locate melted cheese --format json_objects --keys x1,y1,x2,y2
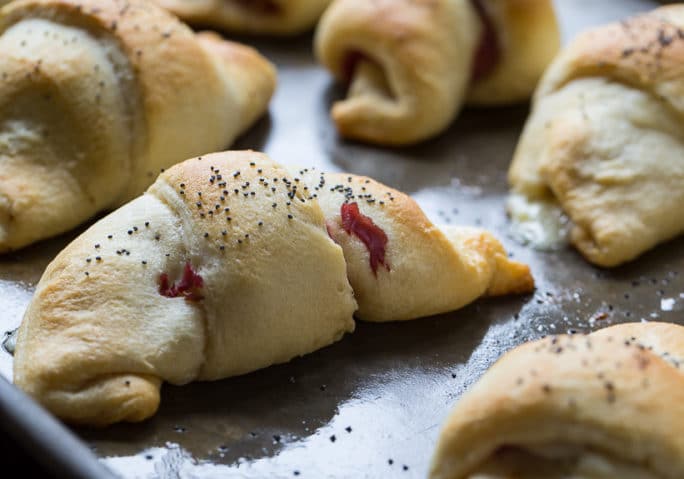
[{"x1": 507, "y1": 193, "x2": 570, "y2": 251}]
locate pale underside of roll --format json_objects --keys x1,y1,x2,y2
[
  {"x1": 14, "y1": 150, "x2": 533, "y2": 425},
  {"x1": 0, "y1": 0, "x2": 276, "y2": 253},
  {"x1": 430, "y1": 322, "x2": 684, "y2": 479},
  {"x1": 152, "y1": 0, "x2": 331, "y2": 35},
  {"x1": 509, "y1": 5, "x2": 684, "y2": 267},
  {"x1": 315, "y1": 0, "x2": 560, "y2": 145}
]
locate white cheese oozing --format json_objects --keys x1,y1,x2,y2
[{"x1": 506, "y1": 193, "x2": 570, "y2": 251}]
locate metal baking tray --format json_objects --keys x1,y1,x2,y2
[{"x1": 1, "y1": 1, "x2": 681, "y2": 477}]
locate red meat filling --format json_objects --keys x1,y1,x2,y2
[
  {"x1": 340, "y1": 202, "x2": 390, "y2": 275},
  {"x1": 470, "y1": 0, "x2": 501, "y2": 83},
  {"x1": 159, "y1": 262, "x2": 204, "y2": 301}
]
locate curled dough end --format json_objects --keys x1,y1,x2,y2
[
  {"x1": 32, "y1": 375, "x2": 162, "y2": 427},
  {"x1": 442, "y1": 226, "x2": 535, "y2": 297},
  {"x1": 196, "y1": 32, "x2": 276, "y2": 132}
]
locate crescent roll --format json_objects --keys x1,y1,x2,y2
[
  {"x1": 15, "y1": 151, "x2": 533, "y2": 425},
  {"x1": 298, "y1": 169, "x2": 534, "y2": 321},
  {"x1": 431, "y1": 322, "x2": 684, "y2": 479},
  {"x1": 314, "y1": 0, "x2": 560, "y2": 145},
  {"x1": 152, "y1": 0, "x2": 331, "y2": 36},
  {"x1": 510, "y1": 6, "x2": 684, "y2": 267},
  {"x1": 0, "y1": 0, "x2": 276, "y2": 253}
]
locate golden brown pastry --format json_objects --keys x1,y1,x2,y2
[
  {"x1": 0, "y1": 0, "x2": 276, "y2": 253},
  {"x1": 298, "y1": 168, "x2": 534, "y2": 321},
  {"x1": 430, "y1": 322, "x2": 684, "y2": 479},
  {"x1": 15, "y1": 151, "x2": 533, "y2": 425},
  {"x1": 315, "y1": 0, "x2": 560, "y2": 145},
  {"x1": 509, "y1": 5, "x2": 684, "y2": 267},
  {"x1": 152, "y1": 0, "x2": 331, "y2": 35},
  {"x1": 14, "y1": 151, "x2": 357, "y2": 426}
]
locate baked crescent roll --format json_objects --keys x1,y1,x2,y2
[
  {"x1": 314, "y1": 0, "x2": 560, "y2": 145},
  {"x1": 298, "y1": 169, "x2": 534, "y2": 321},
  {"x1": 152, "y1": 0, "x2": 331, "y2": 35},
  {"x1": 0, "y1": 0, "x2": 276, "y2": 253},
  {"x1": 14, "y1": 151, "x2": 357, "y2": 426},
  {"x1": 430, "y1": 322, "x2": 684, "y2": 479},
  {"x1": 15, "y1": 150, "x2": 533, "y2": 425},
  {"x1": 509, "y1": 5, "x2": 684, "y2": 267}
]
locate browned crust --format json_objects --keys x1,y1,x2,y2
[{"x1": 539, "y1": 5, "x2": 684, "y2": 109}]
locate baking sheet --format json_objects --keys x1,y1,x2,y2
[{"x1": 2, "y1": 0, "x2": 682, "y2": 477}]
